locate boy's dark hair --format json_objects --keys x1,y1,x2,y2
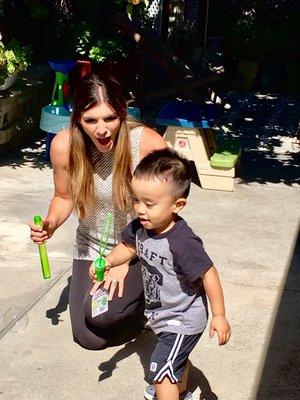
[{"x1": 133, "y1": 148, "x2": 192, "y2": 198}]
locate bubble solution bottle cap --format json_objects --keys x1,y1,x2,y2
[
  {"x1": 94, "y1": 257, "x2": 106, "y2": 282},
  {"x1": 33, "y1": 215, "x2": 42, "y2": 225}
]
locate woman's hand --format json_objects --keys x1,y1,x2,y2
[
  {"x1": 89, "y1": 262, "x2": 130, "y2": 300},
  {"x1": 103, "y1": 263, "x2": 129, "y2": 300},
  {"x1": 28, "y1": 217, "x2": 56, "y2": 244}
]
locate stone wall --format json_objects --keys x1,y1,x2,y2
[{"x1": 0, "y1": 65, "x2": 52, "y2": 156}]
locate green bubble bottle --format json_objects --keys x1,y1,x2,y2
[
  {"x1": 33, "y1": 215, "x2": 51, "y2": 279},
  {"x1": 94, "y1": 212, "x2": 112, "y2": 282}
]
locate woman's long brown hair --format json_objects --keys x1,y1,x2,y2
[{"x1": 69, "y1": 72, "x2": 142, "y2": 219}]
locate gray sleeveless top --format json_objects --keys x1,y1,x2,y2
[{"x1": 73, "y1": 125, "x2": 144, "y2": 260}]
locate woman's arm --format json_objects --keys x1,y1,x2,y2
[
  {"x1": 47, "y1": 130, "x2": 74, "y2": 228},
  {"x1": 29, "y1": 129, "x2": 74, "y2": 243},
  {"x1": 139, "y1": 126, "x2": 166, "y2": 160}
]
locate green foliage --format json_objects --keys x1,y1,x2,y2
[
  {"x1": 29, "y1": 3, "x2": 49, "y2": 19},
  {"x1": 74, "y1": 25, "x2": 92, "y2": 56},
  {"x1": 209, "y1": 0, "x2": 299, "y2": 62},
  {"x1": 0, "y1": 39, "x2": 32, "y2": 85},
  {"x1": 89, "y1": 36, "x2": 130, "y2": 63},
  {"x1": 70, "y1": 18, "x2": 133, "y2": 63}
]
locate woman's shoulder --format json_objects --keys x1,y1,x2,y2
[
  {"x1": 50, "y1": 128, "x2": 70, "y2": 165},
  {"x1": 139, "y1": 126, "x2": 166, "y2": 160},
  {"x1": 51, "y1": 128, "x2": 70, "y2": 146}
]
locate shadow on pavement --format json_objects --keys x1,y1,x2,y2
[
  {"x1": 189, "y1": 363, "x2": 218, "y2": 400},
  {"x1": 97, "y1": 330, "x2": 155, "y2": 383},
  {"x1": 97, "y1": 329, "x2": 218, "y2": 399},
  {"x1": 46, "y1": 276, "x2": 71, "y2": 325},
  {"x1": 0, "y1": 134, "x2": 50, "y2": 170},
  {"x1": 255, "y1": 226, "x2": 300, "y2": 399},
  {"x1": 215, "y1": 92, "x2": 300, "y2": 186}
]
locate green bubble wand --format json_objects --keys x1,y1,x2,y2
[
  {"x1": 94, "y1": 212, "x2": 113, "y2": 282},
  {"x1": 33, "y1": 215, "x2": 51, "y2": 279}
]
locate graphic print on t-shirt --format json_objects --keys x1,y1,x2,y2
[
  {"x1": 140, "y1": 259, "x2": 163, "y2": 309},
  {"x1": 122, "y1": 218, "x2": 212, "y2": 334}
]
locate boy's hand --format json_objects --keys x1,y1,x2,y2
[
  {"x1": 209, "y1": 315, "x2": 231, "y2": 345},
  {"x1": 89, "y1": 259, "x2": 125, "y2": 299}
]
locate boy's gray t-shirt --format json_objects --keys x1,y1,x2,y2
[{"x1": 121, "y1": 217, "x2": 213, "y2": 335}]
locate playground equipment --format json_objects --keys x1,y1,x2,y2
[
  {"x1": 39, "y1": 60, "x2": 75, "y2": 160},
  {"x1": 127, "y1": 93, "x2": 141, "y2": 120},
  {"x1": 48, "y1": 60, "x2": 75, "y2": 107},
  {"x1": 156, "y1": 101, "x2": 241, "y2": 191}
]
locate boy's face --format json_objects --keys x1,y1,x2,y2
[{"x1": 131, "y1": 176, "x2": 186, "y2": 234}]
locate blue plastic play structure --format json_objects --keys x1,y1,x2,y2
[{"x1": 40, "y1": 61, "x2": 75, "y2": 161}]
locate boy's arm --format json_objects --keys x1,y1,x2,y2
[
  {"x1": 106, "y1": 241, "x2": 137, "y2": 268},
  {"x1": 89, "y1": 242, "x2": 137, "y2": 295},
  {"x1": 203, "y1": 266, "x2": 231, "y2": 345}
]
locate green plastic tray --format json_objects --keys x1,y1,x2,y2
[{"x1": 210, "y1": 140, "x2": 241, "y2": 169}]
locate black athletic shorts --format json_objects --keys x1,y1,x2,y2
[{"x1": 148, "y1": 331, "x2": 202, "y2": 383}]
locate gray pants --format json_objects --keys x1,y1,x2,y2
[{"x1": 69, "y1": 258, "x2": 145, "y2": 350}]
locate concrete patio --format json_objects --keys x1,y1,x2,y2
[{"x1": 0, "y1": 94, "x2": 299, "y2": 399}]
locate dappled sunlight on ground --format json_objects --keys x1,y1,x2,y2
[
  {"x1": 217, "y1": 91, "x2": 300, "y2": 186},
  {"x1": 147, "y1": 90, "x2": 299, "y2": 187},
  {"x1": 0, "y1": 135, "x2": 51, "y2": 170}
]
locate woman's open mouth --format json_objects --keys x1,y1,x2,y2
[{"x1": 97, "y1": 137, "x2": 111, "y2": 146}]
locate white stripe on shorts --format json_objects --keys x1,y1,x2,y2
[{"x1": 153, "y1": 334, "x2": 185, "y2": 383}]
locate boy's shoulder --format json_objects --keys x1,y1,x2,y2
[
  {"x1": 169, "y1": 217, "x2": 202, "y2": 243},
  {"x1": 169, "y1": 217, "x2": 213, "y2": 278},
  {"x1": 123, "y1": 218, "x2": 142, "y2": 234},
  {"x1": 123, "y1": 217, "x2": 203, "y2": 245},
  {"x1": 167, "y1": 217, "x2": 209, "y2": 257},
  {"x1": 121, "y1": 218, "x2": 143, "y2": 244}
]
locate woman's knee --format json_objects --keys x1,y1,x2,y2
[
  {"x1": 72, "y1": 327, "x2": 108, "y2": 350},
  {"x1": 84, "y1": 291, "x2": 144, "y2": 327},
  {"x1": 85, "y1": 298, "x2": 144, "y2": 328},
  {"x1": 85, "y1": 307, "x2": 126, "y2": 328}
]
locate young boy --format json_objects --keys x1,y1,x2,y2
[{"x1": 90, "y1": 148, "x2": 231, "y2": 400}]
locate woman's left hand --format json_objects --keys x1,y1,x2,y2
[
  {"x1": 103, "y1": 262, "x2": 129, "y2": 300},
  {"x1": 89, "y1": 262, "x2": 129, "y2": 300}
]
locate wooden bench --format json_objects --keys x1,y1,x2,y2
[{"x1": 156, "y1": 101, "x2": 241, "y2": 191}]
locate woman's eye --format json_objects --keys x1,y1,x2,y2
[
  {"x1": 84, "y1": 118, "x2": 97, "y2": 124},
  {"x1": 146, "y1": 203, "x2": 154, "y2": 207},
  {"x1": 104, "y1": 116, "x2": 117, "y2": 123}
]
